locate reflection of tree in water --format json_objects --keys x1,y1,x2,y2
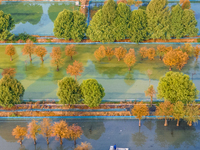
[
  {"x1": 78, "y1": 121, "x2": 105, "y2": 140},
  {"x1": 143, "y1": 120, "x2": 154, "y2": 130},
  {"x1": 52, "y1": 68, "x2": 65, "y2": 82},
  {"x1": 25, "y1": 63, "x2": 49, "y2": 79},
  {"x1": 124, "y1": 71, "x2": 135, "y2": 86},
  {"x1": 18, "y1": 145, "x2": 28, "y2": 150},
  {"x1": 155, "y1": 120, "x2": 200, "y2": 148},
  {"x1": 0, "y1": 121, "x2": 27, "y2": 142},
  {"x1": 55, "y1": 145, "x2": 70, "y2": 150},
  {"x1": 48, "y1": 3, "x2": 78, "y2": 22},
  {"x1": 0, "y1": 3, "x2": 42, "y2": 25},
  {"x1": 132, "y1": 128, "x2": 148, "y2": 147}
]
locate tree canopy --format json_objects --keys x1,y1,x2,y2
[
  {"x1": 0, "y1": 75, "x2": 25, "y2": 107},
  {"x1": 80, "y1": 79, "x2": 105, "y2": 107},
  {"x1": 157, "y1": 71, "x2": 199, "y2": 104},
  {"x1": 53, "y1": 9, "x2": 87, "y2": 42},
  {"x1": 57, "y1": 77, "x2": 81, "y2": 105}
]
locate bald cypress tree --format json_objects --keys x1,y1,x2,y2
[
  {"x1": 182, "y1": 9, "x2": 198, "y2": 37},
  {"x1": 129, "y1": 9, "x2": 148, "y2": 43},
  {"x1": 170, "y1": 4, "x2": 184, "y2": 39},
  {"x1": 146, "y1": 0, "x2": 170, "y2": 40}
]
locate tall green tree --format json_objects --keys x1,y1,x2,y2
[
  {"x1": 53, "y1": 9, "x2": 87, "y2": 42},
  {"x1": 146, "y1": 0, "x2": 170, "y2": 40},
  {"x1": 57, "y1": 77, "x2": 80, "y2": 105},
  {"x1": 173, "y1": 101, "x2": 185, "y2": 126},
  {"x1": 157, "y1": 71, "x2": 199, "y2": 104},
  {"x1": 0, "y1": 10, "x2": 15, "y2": 41},
  {"x1": 87, "y1": 0, "x2": 117, "y2": 42},
  {"x1": 170, "y1": 4, "x2": 184, "y2": 39},
  {"x1": 129, "y1": 9, "x2": 148, "y2": 43},
  {"x1": 182, "y1": 9, "x2": 199, "y2": 37},
  {"x1": 80, "y1": 79, "x2": 105, "y2": 107},
  {"x1": 113, "y1": 2, "x2": 131, "y2": 41},
  {"x1": 0, "y1": 75, "x2": 25, "y2": 107}
]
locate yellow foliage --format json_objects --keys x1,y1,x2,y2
[
  {"x1": 22, "y1": 41, "x2": 35, "y2": 62},
  {"x1": 146, "y1": 48, "x2": 156, "y2": 60},
  {"x1": 124, "y1": 52, "x2": 136, "y2": 71},
  {"x1": 94, "y1": 45, "x2": 106, "y2": 62},
  {"x1": 1, "y1": 68, "x2": 16, "y2": 77},
  {"x1": 139, "y1": 47, "x2": 147, "y2": 60},
  {"x1": 50, "y1": 47, "x2": 64, "y2": 71},
  {"x1": 163, "y1": 50, "x2": 178, "y2": 70},
  {"x1": 66, "y1": 60, "x2": 84, "y2": 80},
  {"x1": 34, "y1": 46, "x2": 47, "y2": 62},
  {"x1": 105, "y1": 47, "x2": 114, "y2": 61},
  {"x1": 74, "y1": 142, "x2": 93, "y2": 150},
  {"x1": 12, "y1": 125, "x2": 27, "y2": 144},
  {"x1": 40, "y1": 118, "x2": 52, "y2": 144},
  {"x1": 65, "y1": 44, "x2": 77, "y2": 60},
  {"x1": 131, "y1": 101, "x2": 149, "y2": 120},
  {"x1": 27, "y1": 120, "x2": 40, "y2": 144},
  {"x1": 156, "y1": 45, "x2": 166, "y2": 60},
  {"x1": 114, "y1": 46, "x2": 127, "y2": 61},
  {"x1": 194, "y1": 45, "x2": 200, "y2": 61},
  {"x1": 5, "y1": 44, "x2": 16, "y2": 61}
]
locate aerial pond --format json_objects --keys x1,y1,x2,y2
[
  {"x1": 0, "y1": 43, "x2": 199, "y2": 100},
  {"x1": 0, "y1": 119, "x2": 200, "y2": 150}
]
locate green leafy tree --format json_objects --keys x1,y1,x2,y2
[
  {"x1": 113, "y1": 2, "x2": 131, "y2": 41},
  {"x1": 129, "y1": 9, "x2": 148, "y2": 43},
  {"x1": 184, "y1": 102, "x2": 199, "y2": 126},
  {"x1": 173, "y1": 101, "x2": 185, "y2": 126},
  {"x1": 57, "y1": 77, "x2": 80, "y2": 105},
  {"x1": 0, "y1": 10, "x2": 14, "y2": 40},
  {"x1": 182, "y1": 9, "x2": 199, "y2": 37},
  {"x1": 87, "y1": 0, "x2": 117, "y2": 42},
  {"x1": 157, "y1": 71, "x2": 199, "y2": 104},
  {"x1": 80, "y1": 79, "x2": 105, "y2": 107},
  {"x1": 146, "y1": 0, "x2": 170, "y2": 40},
  {"x1": 53, "y1": 9, "x2": 87, "y2": 42},
  {"x1": 170, "y1": 4, "x2": 184, "y2": 39},
  {"x1": 0, "y1": 75, "x2": 25, "y2": 107}
]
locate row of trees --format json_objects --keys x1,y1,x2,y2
[
  {"x1": 132, "y1": 101, "x2": 199, "y2": 127},
  {"x1": 12, "y1": 118, "x2": 84, "y2": 146},
  {"x1": 94, "y1": 44, "x2": 200, "y2": 71}
]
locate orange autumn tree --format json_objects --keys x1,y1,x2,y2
[
  {"x1": 65, "y1": 44, "x2": 77, "y2": 60},
  {"x1": 27, "y1": 120, "x2": 40, "y2": 145},
  {"x1": 155, "y1": 101, "x2": 174, "y2": 126},
  {"x1": 129, "y1": 48, "x2": 135, "y2": 55},
  {"x1": 175, "y1": 50, "x2": 188, "y2": 70},
  {"x1": 156, "y1": 45, "x2": 166, "y2": 60},
  {"x1": 69, "y1": 124, "x2": 83, "y2": 145},
  {"x1": 194, "y1": 45, "x2": 200, "y2": 61},
  {"x1": 184, "y1": 102, "x2": 199, "y2": 126},
  {"x1": 34, "y1": 46, "x2": 47, "y2": 62},
  {"x1": 50, "y1": 47, "x2": 64, "y2": 71},
  {"x1": 67, "y1": 60, "x2": 84, "y2": 80},
  {"x1": 124, "y1": 52, "x2": 136, "y2": 71},
  {"x1": 164, "y1": 46, "x2": 173, "y2": 53},
  {"x1": 52, "y1": 120, "x2": 70, "y2": 145},
  {"x1": 145, "y1": 85, "x2": 156, "y2": 107},
  {"x1": 131, "y1": 101, "x2": 149, "y2": 127},
  {"x1": 105, "y1": 47, "x2": 114, "y2": 61},
  {"x1": 1, "y1": 68, "x2": 16, "y2": 77},
  {"x1": 94, "y1": 45, "x2": 106, "y2": 62},
  {"x1": 75, "y1": 142, "x2": 93, "y2": 150},
  {"x1": 146, "y1": 48, "x2": 156, "y2": 60},
  {"x1": 139, "y1": 47, "x2": 147, "y2": 60},
  {"x1": 5, "y1": 44, "x2": 16, "y2": 61},
  {"x1": 12, "y1": 125, "x2": 27, "y2": 145},
  {"x1": 40, "y1": 118, "x2": 52, "y2": 145},
  {"x1": 114, "y1": 46, "x2": 127, "y2": 61},
  {"x1": 163, "y1": 50, "x2": 177, "y2": 70},
  {"x1": 22, "y1": 41, "x2": 35, "y2": 62},
  {"x1": 180, "y1": 0, "x2": 191, "y2": 9}
]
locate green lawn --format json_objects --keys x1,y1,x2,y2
[{"x1": 0, "y1": 43, "x2": 199, "y2": 100}]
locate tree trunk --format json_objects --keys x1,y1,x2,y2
[
  {"x1": 108, "y1": 57, "x2": 111, "y2": 61},
  {"x1": 29, "y1": 54, "x2": 32, "y2": 62},
  {"x1": 139, "y1": 119, "x2": 141, "y2": 127},
  {"x1": 129, "y1": 67, "x2": 131, "y2": 71},
  {"x1": 159, "y1": 56, "x2": 162, "y2": 60},
  {"x1": 75, "y1": 75, "x2": 77, "y2": 81},
  {"x1": 118, "y1": 58, "x2": 120, "y2": 61},
  {"x1": 169, "y1": 66, "x2": 171, "y2": 71},
  {"x1": 177, "y1": 119, "x2": 179, "y2": 126},
  {"x1": 57, "y1": 65, "x2": 59, "y2": 71},
  {"x1": 20, "y1": 139, "x2": 22, "y2": 145},
  {"x1": 10, "y1": 55, "x2": 13, "y2": 61},
  {"x1": 164, "y1": 117, "x2": 167, "y2": 126},
  {"x1": 60, "y1": 137, "x2": 62, "y2": 145},
  {"x1": 34, "y1": 139, "x2": 36, "y2": 145},
  {"x1": 141, "y1": 57, "x2": 143, "y2": 61},
  {"x1": 41, "y1": 57, "x2": 44, "y2": 63},
  {"x1": 74, "y1": 139, "x2": 76, "y2": 145},
  {"x1": 47, "y1": 137, "x2": 49, "y2": 145},
  {"x1": 189, "y1": 121, "x2": 192, "y2": 126},
  {"x1": 150, "y1": 96, "x2": 153, "y2": 107},
  {"x1": 71, "y1": 56, "x2": 73, "y2": 60}
]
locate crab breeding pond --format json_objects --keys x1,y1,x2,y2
[
  {"x1": 0, "y1": 119, "x2": 200, "y2": 150},
  {"x1": 0, "y1": 43, "x2": 199, "y2": 100}
]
